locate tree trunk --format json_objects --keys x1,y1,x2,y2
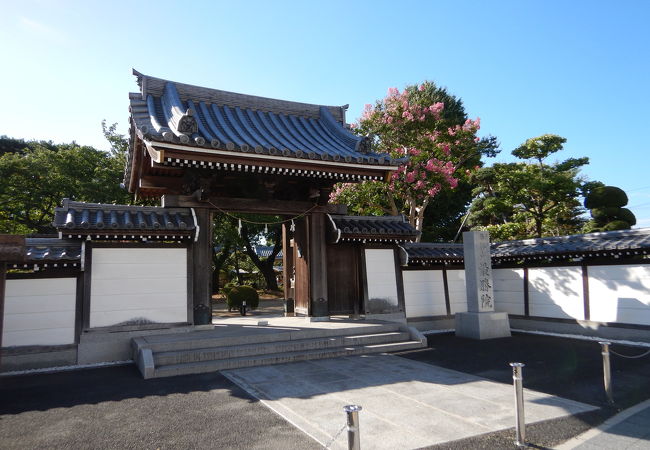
[
  {"x1": 259, "y1": 261, "x2": 279, "y2": 291},
  {"x1": 387, "y1": 192, "x2": 399, "y2": 216},
  {"x1": 534, "y1": 217, "x2": 543, "y2": 238},
  {"x1": 241, "y1": 224, "x2": 282, "y2": 291}
]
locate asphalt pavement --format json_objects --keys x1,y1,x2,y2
[{"x1": 0, "y1": 365, "x2": 320, "y2": 449}]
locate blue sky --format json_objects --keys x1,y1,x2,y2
[{"x1": 1, "y1": 0, "x2": 649, "y2": 226}]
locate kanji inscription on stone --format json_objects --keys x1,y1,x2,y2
[{"x1": 463, "y1": 231, "x2": 495, "y2": 313}]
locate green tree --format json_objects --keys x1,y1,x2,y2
[
  {"x1": 468, "y1": 134, "x2": 588, "y2": 239},
  {"x1": 0, "y1": 135, "x2": 132, "y2": 234},
  {"x1": 331, "y1": 82, "x2": 498, "y2": 240},
  {"x1": 212, "y1": 213, "x2": 283, "y2": 292},
  {"x1": 212, "y1": 213, "x2": 241, "y2": 292},
  {"x1": 239, "y1": 216, "x2": 282, "y2": 291}
]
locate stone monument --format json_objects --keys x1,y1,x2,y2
[{"x1": 455, "y1": 231, "x2": 511, "y2": 339}]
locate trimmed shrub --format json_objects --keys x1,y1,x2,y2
[
  {"x1": 584, "y1": 186, "x2": 628, "y2": 209},
  {"x1": 226, "y1": 285, "x2": 259, "y2": 310},
  {"x1": 616, "y1": 208, "x2": 637, "y2": 226},
  {"x1": 602, "y1": 220, "x2": 631, "y2": 231},
  {"x1": 591, "y1": 206, "x2": 620, "y2": 220}
]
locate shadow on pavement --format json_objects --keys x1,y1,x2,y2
[{"x1": 0, "y1": 364, "x2": 255, "y2": 415}]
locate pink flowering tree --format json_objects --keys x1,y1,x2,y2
[{"x1": 332, "y1": 82, "x2": 497, "y2": 239}]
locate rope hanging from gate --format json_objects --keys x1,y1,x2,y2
[
  {"x1": 609, "y1": 347, "x2": 650, "y2": 359},
  {"x1": 206, "y1": 199, "x2": 319, "y2": 230}
]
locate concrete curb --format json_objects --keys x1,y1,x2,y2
[{"x1": 555, "y1": 398, "x2": 650, "y2": 449}]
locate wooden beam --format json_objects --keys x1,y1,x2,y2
[
  {"x1": 0, "y1": 235, "x2": 25, "y2": 262},
  {"x1": 139, "y1": 175, "x2": 183, "y2": 190},
  {"x1": 158, "y1": 148, "x2": 391, "y2": 178},
  {"x1": 192, "y1": 208, "x2": 213, "y2": 324},
  {"x1": 0, "y1": 262, "x2": 6, "y2": 358},
  {"x1": 582, "y1": 264, "x2": 590, "y2": 321},
  {"x1": 282, "y1": 222, "x2": 294, "y2": 314},
  {"x1": 162, "y1": 195, "x2": 347, "y2": 215},
  {"x1": 309, "y1": 212, "x2": 328, "y2": 316}
]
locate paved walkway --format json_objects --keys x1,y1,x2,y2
[
  {"x1": 557, "y1": 399, "x2": 650, "y2": 449},
  {"x1": 223, "y1": 354, "x2": 597, "y2": 450}
]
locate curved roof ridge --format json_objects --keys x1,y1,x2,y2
[{"x1": 133, "y1": 69, "x2": 346, "y2": 122}]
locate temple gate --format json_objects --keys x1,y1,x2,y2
[{"x1": 125, "y1": 70, "x2": 404, "y2": 321}]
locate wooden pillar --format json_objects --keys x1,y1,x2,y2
[
  {"x1": 309, "y1": 212, "x2": 329, "y2": 317},
  {"x1": 0, "y1": 262, "x2": 6, "y2": 353},
  {"x1": 0, "y1": 235, "x2": 25, "y2": 365},
  {"x1": 282, "y1": 222, "x2": 294, "y2": 314},
  {"x1": 192, "y1": 208, "x2": 213, "y2": 324}
]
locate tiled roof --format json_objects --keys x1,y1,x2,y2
[
  {"x1": 400, "y1": 242, "x2": 464, "y2": 264},
  {"x1": 329, "y1": 215, "x2": 419, "y2": 243},
  {"x1": 491, "y1": 228, "x2": 650, "y2": 261},
  {"x1": 129, "y1": 70, "x2": 399, "y2": 169},
  {"x1": 254, "y1": 245, "x2": 283, "y2": 259},
  {"x1": 400, "y1": 228, "x2": 650, "y2": 265},
  {"x1": 26, "y1": 238, "x2": 81, "y2": 262},
  {"x1": 53, "y1": 199, "x2": 195, "y2": 240},
  {"x1": 8, "y1": 237, "x2": 81, "y2": 270}
]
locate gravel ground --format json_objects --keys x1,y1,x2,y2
[
  {"x1": 0, "y1": 365, "x2": 320, "y2": 450},
  {"x1": 397, "y1": 332, "x2": 650, "y2": 449}
]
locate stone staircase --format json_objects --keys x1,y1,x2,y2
[{"x1": 132, "y1": 322, "x2": 426, "y2": 379}]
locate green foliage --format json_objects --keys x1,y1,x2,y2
[
  {"x1": 617, "y1": 208, "x2": 637, "y2": 226},
  {"x1": 0, "y1": 136, "x2": 132, "y2": 234},
  {"x1": 468, "y1": 135, "x2": 588, "y2": 239},
  {"x1": 225, "y1": 285, "x2": 259, "y2": 310},
  {"x1": 213, "y1": 212, "x2": 283, "y2": 291},
  {"x1": 511, "y1": 134, "x2": 567, "y2": 163},
  {"x1": 0, "y1": 135, "x2": 57, "y2": 156},
  {"x1": 582, "y1": 185, "x2": 635, "y2": 232},
  {"x1": 584, "y1": 186, "x2": 628, "y2": 209},
  {"x1": 474, "y1": 222, "x2": 528, "y2": 241},
  {"x1": 591, "y1": 207, "x2": 619, "y2": 220},
  {"x1": 602, "y1": 220, "x2": 631, "y2": 231}
]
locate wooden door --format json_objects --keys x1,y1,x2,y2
[
  {"x1": 293, "y1": 217, "x2": 310, "y2": 315},
  {"x1": 327, "y1": 243, "x2": 360, "y2": 315}
]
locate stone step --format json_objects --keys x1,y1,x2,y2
[
  {"x1": 137, "y1": 322, "x2": 402, "y2": 354},
  {"x1": 153, "y1": 331, "x2": 411, "y2": 366},
  {"x1": 153, "y1": 340, "x2": 425, "y2": 378}
]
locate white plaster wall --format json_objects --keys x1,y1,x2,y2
[
  {"x1": 3, "y1": 278, "x2": 76, "y2": 346},
  {"x1": 447, "y1": 269, "x2": 468, "y2": 314},
  {"x1": 364, "y1": 249, "x2": 399, "y2": 310},
  {"x1": 402, "y1": 270, "x2": 447, "y2": 318},
  {"x1": 528, "y1": 267, "x2": 584, "y2": 320},
  {"x1": 588, "y1": 265, "x2": 650, "y2": 325},
  {"x1": 493, "y1": 268, "x2": 525, "y2": 315},
  {"x1": 90, "y1": 248, "x2": 188, "y2": 328}
]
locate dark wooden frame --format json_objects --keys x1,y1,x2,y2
[
  {"x1": 401, "y1": 259, "x2": 650, "y2": 328},
  {"x1": 82, "y1": 241, "x2": 192, "y2": 332},
  {"x1": 360, "y1": 244, "x2": 406, "y2": 315},
  {"x1": 3, "y1": 270, "x2": 83, "y2": 347}
]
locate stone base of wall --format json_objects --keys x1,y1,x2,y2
[
  {"x1": 509, "y1": 317, "x2": 650, "y2": 343},
  {"x1": 407, "y1": 316, "x2": 455, "y2": 332},
  {"x1": 1, "y1": 345, "x2": 77, "y2": 372},
  {"x1": 77, "y1": 325, "x2": 201, "y2": 365}
]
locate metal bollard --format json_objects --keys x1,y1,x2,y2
[
  {"x1": 599, "y1": 341, "x2": 614, "y2": 404},
  {"x1": 510, "y1": 362, "x2": 526, "y2": 447},
  {"x1": 344, "y1": 405, "x2": 362, "y2": 450}
]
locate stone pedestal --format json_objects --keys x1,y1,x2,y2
[
  {"x1": 455, "y1": 311, "x2": 511, "y2": 340},
  {"x1": 455, "y1": 231, "x2": 511, "y2": 340}
]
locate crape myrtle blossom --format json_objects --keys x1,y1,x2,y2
[{"x1": 331, "y1": 82, "x2": 483, "y2": 236}]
